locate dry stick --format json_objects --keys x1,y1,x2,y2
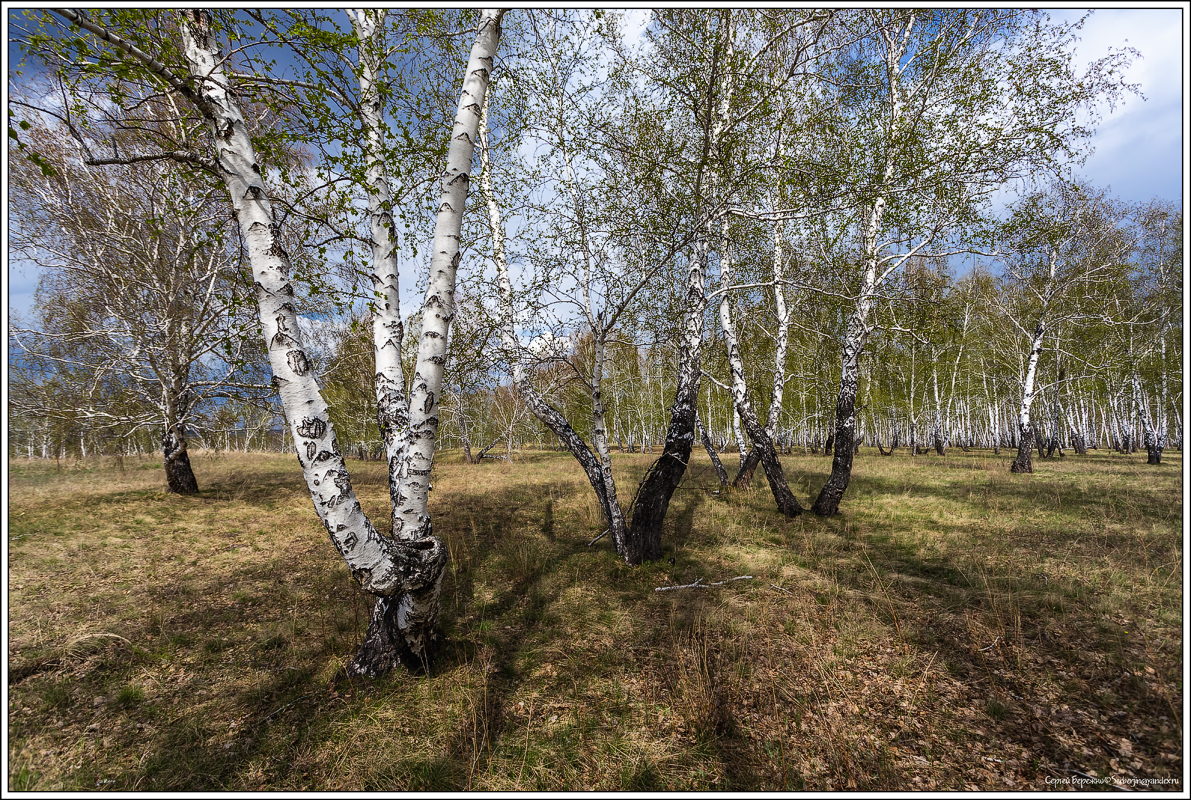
[
  {"x1": 587, "y1": 529, "x2": 609, "y2": 546},
  {"x1": 770, "y1": 584, "x2": 796, "y2": 596},
  {"x1": 655, "y1": 576, "x2": 753, "y2": 592}
]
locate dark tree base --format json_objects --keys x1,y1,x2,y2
[
  {"x1": 162, "y1": 431, "x2": 199, "y2": 495},
  {"x1": 1010, "y1": 428, "x2": 1035, "y2": 473},
  {"x1": 348, "y1": 596, "x2": 440, "y2": 678},
  {"x1": 732, "y1": 447, "x2": 760, "y2": 488},
  {"x1": 629, "y1": 386, "x2": 698, "y2": 565}
]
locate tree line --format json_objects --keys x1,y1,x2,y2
[{"x1": 7, "y1": 9, "x2": 1178, "y2": 674}]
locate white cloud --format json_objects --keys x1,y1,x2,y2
[{"x1": 1057, "y1": 8, "x2": 1184, "y2": 203}]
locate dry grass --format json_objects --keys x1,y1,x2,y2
[{"x1": 7, "y1": 446, "x2": 1183, "y2": 791}]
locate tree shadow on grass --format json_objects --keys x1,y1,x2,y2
[{"x1": 784, "y1": 490, "x2": 1181, "y2": 786}]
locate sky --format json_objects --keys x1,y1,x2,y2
[
  {"x1": 4, "y1": 7, "x2": 1186, "y2": 321},
  {"x1": 1055, "y1": 7, "x2": 1184, "y2": 205}
]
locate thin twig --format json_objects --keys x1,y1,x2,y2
[
  {"x1": 587, "y1": 529, "x2": 609, "y2": 546},
  {"x1": 980, "y1": 636, "x2": 1003, "y2": 652},
  {"x1": 769, "y1": 584, "x2": 796, "y2": 596},
  {"x1": 655, "y1": 576, "x2": 753, "y2": 592}
]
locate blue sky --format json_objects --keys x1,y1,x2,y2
[
  {"x1": 5, "y1": 7, "x2": 1185, "y2": 320},
  {"x1": 1056, "y1": 7, "x2": 1184, "y2": 204}
]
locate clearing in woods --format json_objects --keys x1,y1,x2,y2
[{"x1": 7, "y1": 447, "x2": 1183, "y2": 791}]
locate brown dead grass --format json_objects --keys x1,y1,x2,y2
[{"x1": 7, "y1": 446, "x2": 1183, "y2": 791}]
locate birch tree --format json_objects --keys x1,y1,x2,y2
[
  {"x1": 997, "y1": 182, "x2": 1129, "y2": 474},
  {"x1": 481, "y1": 11, "x2": 705, "y2": 564},
  {"x1": 8, "y1": 106, "x2": 266, "y2": 493},
  {"x1": 29, "y1": 7, "x2": 505, "y2": 673}
]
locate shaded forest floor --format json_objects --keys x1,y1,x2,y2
[{"x1": 7, "y1": 447, "x2": 1183, "y2": 791}]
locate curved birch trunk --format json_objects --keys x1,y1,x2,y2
[
  {"x1": 628, "y1": 232, "x2": 708, "y2": 563},
  {"x1": 178, "y1": 9, "x2": 503, "y2": 674},
  {"x1": 478, "y1": 90, "x2": 631, "y2": 559},
  {"x1": 697, "y1": 413, "x2": 729, "y2": 486},
  {"x1": 731, "y1": 182, "x2": 793, "y2": 490},
  {"x1": 717, "y1": 237, "x2": 801, "y2": 517},
  {"x1": 813, "y1": 13, "x2": 911, "y2": 517},
  {"x1": 629, "y1": 12, "x2": 737, "y2": 560}
]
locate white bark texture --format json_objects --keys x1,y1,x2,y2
[{"x1": 392, "y1": 9, "x2": 504, "y2": 542}]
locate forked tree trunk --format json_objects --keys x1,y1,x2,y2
[
  {"x1": 174, "y1": 8, "x2": 503, "y2": 674},
  {"x1": 716, "y1": 237, "x2": 800, "y2": 516},
  {"x1": 812, "y1": 142, "x2": 888, "y2": 516},
  {"x1": 736, "y1": 165, "x2": 796, "y2": 489}
]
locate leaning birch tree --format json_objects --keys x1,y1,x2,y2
[{"x1": 482, "y1": 10, "x2": 703, "y2": 564}]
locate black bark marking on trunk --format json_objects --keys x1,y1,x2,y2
[
  {"x1": 271, "y1": 315, "x2": 296, "y2": 348},
  {"x1": 287, "y1": 350, "x2": 310, "y2": 376},
  {"x1": 162, "y1": 428, "x2": 199, "y2": 495},
  {"x1": 297, "y1": 417, "x2": 326, "y2": 439}
]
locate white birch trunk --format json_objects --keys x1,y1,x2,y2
[
  {"x1": 350, "y1": 9, "x2": 409, "y2": 527},
  {"x1": 392, "y1": 10, "x2": 503, "y2": 542},
  {"x1": 1010, "y1": 319, "x2": 1046, "y2": 472}
]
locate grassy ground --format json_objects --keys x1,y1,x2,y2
[{"x1": 7, "y1": 446, "x2": 1183, "y2": 791}]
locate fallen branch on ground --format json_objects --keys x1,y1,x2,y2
[{"x1": 655, "y1": 575, "x2": 753, "y2": 592}]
